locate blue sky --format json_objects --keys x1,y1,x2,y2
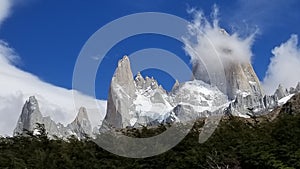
[{"x1": 1, "y1": 0, "x2": 300, "y2": 99}]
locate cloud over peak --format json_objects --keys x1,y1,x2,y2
[{"x1": 183, "y1": 6, "x2": 257, "y2": 68}]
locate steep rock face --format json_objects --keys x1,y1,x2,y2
[
  {"x1": 192, "y1": 30, "x2": 263, "y2": 101},
  {"x1": 191, "y1": 30, "x2": 264, "y2": 116},
  {"x1": 274, "y1": 84, "x2": 289, "y2": 100},
  {"x1": 103, "y1": 56, "x2": 229, "y2": 129},
  {"x1": 288, "y1": 83, "x2": 300, "y2": 94},
  {"x1": 263, "y1": 95, "x2": 278, "y2": 110},
  {"x1": 14, "y1": 96, "x2": 60, "y2": 136},
  {"x1": 193, "y1": 60, "x2": 263, "y2": 100},
  {"x1": 14, "y1": 96, "x2": 92, "y2": 139},
  {"x1": 228, "y1": 82, "x2": 300, "y2": 116},
  {"x1": 105, "y1": 56, "x2": 136, "y2": 128},
  {"x1": 296, "y1": 82, "x2": 300, "y2": 92},
  {"x1": 104, "y1": 56, "x2": 172, "y2": 129},
  {"x1": 280, "y1": 93, "x2": 300, "y2": 115},
  {"x1": 192, "y1": 57, "x2": 267, "y2": 117},
  {"x1": 193, "y1": 60, "x2": 266, "y2": 116},
  {"x1": 67, "y1": 107, "x2": 92, "y2": 138},
  {"x1": 225, "y1": 62, "x2": 263, "y2": 99},
  {"x1": 14, "y1": 96, "x2": 41, "y2": 134},
  {"x1": 171, "y1": 79, "x2": 180, "y2": 91}
]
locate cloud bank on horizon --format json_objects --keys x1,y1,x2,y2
[{"x1": 0, "y1": 0, "x2": 106, "y2": 136}]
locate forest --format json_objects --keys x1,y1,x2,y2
[{"x1": 1, "y1": 95, "x2": 300, "y2": 169}]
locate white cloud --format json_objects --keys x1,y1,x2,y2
[
  {"x1": 0, "y1": 0, "x2": 13, "y2": 27},
  {"x1": 0, "y1": 2, "x2": 106, "y2": 136},
  {"x1": 183, "y1": 6, "x2": 256, "y2": 79},
  {"x1": 262, "y1": 34, "x2": 300, "y2": 94},
  {"x1": 0, "y1": 42, "x2": 107, "y2": 136}
]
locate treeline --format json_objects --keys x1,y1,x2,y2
[{"x1": 1, "y1": 105, "x2": 300, "y2": 168}]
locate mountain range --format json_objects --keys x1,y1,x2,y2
[{"x1": 13, "y1": 53, "x2": 300, "y2": 139}]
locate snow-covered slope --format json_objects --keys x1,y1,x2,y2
[{"x1": 171, "y1": 80, "x2": 228, "y2": 113}]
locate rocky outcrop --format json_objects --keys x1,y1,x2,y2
[
  {"x1": 274, "y1": 84, "x2": 289, "y2": 100},
  {"x1": 193, "y1": 59, "x2": 266, "y2": 116},
  {"x1": 192, "y1": 31, "x2": 263, "y2": 101},
  {"x1": 14, "y1": 96, "x2": 92, "y2": 139},
  {"x1": 171, "y1": 79, "x2": 180, "y2": 91},
  {"x1": 281, "y1": 93, "x2": 300, "y2": 115},
  {"x1": 14, "y1": 96, "x2": 60, "y2": 136},
  {"x1": 191, "y1": 29, "x2": 265, "y2": 116},
  {"x1": 290, "y1": 82, "x2": 300, "y2": 94},
  {"x1": 296, "y1": 82, "x2": 300, "y2": 92},
  {"x1": 105, "y1": 56, "x2": 137, "y2": 129},
  {"x1": 67, "y1": 107, "x2": 92, "y2": 138},
  {"x1": 103, "y1": 56, "x2": 229, "y2": 129},
  {"x1": 103, "y1": 56, "x2": 173, "y2": 129},
  {"x1": 263, "y1": 95, "x2": 278, "y2": 110},
  {"x1": 224, "y1": 62, "x2": 264, "y2": 100}
]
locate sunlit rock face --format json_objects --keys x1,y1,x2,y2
[
  {"x1": 14, "y1": 96, "x2": 92, "y2": 139},
  {"x1": 13, "y1": 96, "x2": 61, "y2": 136},
  {"x1": 190, "y1": 29, "x2": 265, "y2": 116},
  {"x1": 103, "y1": 56, "x2": 229, "y2": 130},
  {"x1": 104, "y1": 56, "x2": 172, "y2": 129}
]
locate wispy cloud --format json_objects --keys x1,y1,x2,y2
[
  {"x1": 227, "y1": 0, "x2": 298, "y2": 33},
  {"x1": 183, "y1": 5, "x2": 256, "y2": 73},
  {"x1": 0, "y1": 0, "x2": 12, "y2": 27},
  {"x1": 0, "y1": 41, "x2": 107, "y2": 136},
  {"x1": 262, "y1": 34, "x2": 300, "y2": 94}
]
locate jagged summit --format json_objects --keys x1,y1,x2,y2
[
  {"x1": 14, "y1": 96, "x2": 92, "y2": 139},
  {"x1": 296, "y1": 82, "x2": 300, "y2": 92},
  {"x1": 75, "y1": 107, "x2": 89, "y2": 121},
  {"x1": 102, "y1": 56, "x2": 229, "y2": 130},
  {"x1": 103, "y1": 55, "x2": 300, "y2": 130},
  {"x1": 274, "y1": 84, "x2": 289, "y2": 100},
  {"x1": 13, "y1": 54, "x2": 300, "y2": 136},
  {"x1": 67, "y1": 107, "x2": 92, "y2": 138},
  {"x1": 172, "y1": 79, "x2": 180, "y2": 91},
  {"x1": 14, "y1": 96, "x2": 43, "y2": 135},
  {"x1": 104, "y1": 55, "x2": 171, "y2": 129},
  {"x1": 114, "y1": 55, "x2": 136, "y2": 95},
  {"x1": 27, "y1": 96, "x2": 39, "y2": 111}
]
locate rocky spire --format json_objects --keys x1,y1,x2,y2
[
  {"x1": 14, "y1": 96, "x2": 43, "y2": 135},
  {"x1": 102, "y1": 55, "x2": 173, "y2": 129},
  {"x1": 104, "y1": 55, "x2": 137, "y2": 129},
  {"x1": 14, "y1": 96, "x2": 93, "y2": 139},
  {"x1": 113, "y1": 55, "x2": 136, "y2": 95},
  {"x1": 296, "y1": 82, "x2": 300, "y2": 92},
  {"x1": 172, "y1": 79, "x2": 180, "y2": 91},
  {"x1": 274, "y1": 84, "x2": 289, "y2": 100},
  {"x1": 150, "y1": 77, "x2": 158, "y2": 90},
  {"x1": 135, "y1": 71, "x2": 144, "y2": 89},
  {"x1": 192, "y1": 30, "x2": 264, "y2": 100},
  {"x1": 67, "y1": 107, "x2": 92, "y2": 138}
]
